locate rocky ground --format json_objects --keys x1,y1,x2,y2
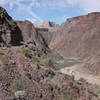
[{"x1": 0, "y1": 46, "x2": 99, "y2": 100}]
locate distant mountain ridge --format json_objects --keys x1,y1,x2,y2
[{"x1": 50, "y1": 12, "x2": 100, "y2": 58}]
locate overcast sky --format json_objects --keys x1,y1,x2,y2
[{"x1": 0, "y1": 0, "x2": 100, "y2": 24}]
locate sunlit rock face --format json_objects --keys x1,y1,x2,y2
[
  {"x1": 50, "y1": 12, "x2": 100, "y2": 58},
  {"x1": 16, "y1": 20, "x2": 49, "y2": 52}
]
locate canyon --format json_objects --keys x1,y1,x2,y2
[{"x1": 0, "y1": 6, "x2": 100, "y2": 100}]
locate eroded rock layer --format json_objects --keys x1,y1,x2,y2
[
  {"x1": 0, "y1": 7, "x2": 23, "y2": 46},
  {"x1": 50, "y1": 12, "x2": 100, "y2": 58}
]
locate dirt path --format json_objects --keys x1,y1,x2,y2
[{"x1": 60, "y1": 64, "x2": 100, "y2": 86}]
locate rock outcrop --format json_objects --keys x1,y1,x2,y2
[
  {"x1": 35, "y1": 27, "x2": 56, "y2": 45},
  {"x1": 0, "y1": 6, "x2": 49, "y2": 51},
  {"x1": 16, "y1": 20, "x2": 49, "y2": 52},
  {"x1": 16, "y1": 20, "x2": 58, "y2": 51},
  {"x1": 35, "y1": 21, "x2": 59, "y2": 45},
  {"x1": 0, "y1": 7, "x2": 23, "y2": 46}
]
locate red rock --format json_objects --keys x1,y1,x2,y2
[
  {"x1": 16, "y1": 20, "x2": 48, "y2": 52},
  {"x1": 50, "y1": 12, "x2": 100, "y2": 58}
]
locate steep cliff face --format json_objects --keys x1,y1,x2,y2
[
  {"x1": 35, "y1": 27, "x2": 57, "y2": 45},
  {"x1": 16, "y1": 20, "x2": 48, "y2": 52},
  {"x1": 0, "y1": 7, "x2": 23, "y2": 46},
  {"x1": 36, "y1": 21, "x2": 59, "y2": 45},
  {"x1": 50, "y1": 12, "x2": 100, "y2": 58}
]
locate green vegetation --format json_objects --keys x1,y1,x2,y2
[
  {"x1": 2, "y1": 56, "x2": 9, "y2": 66},
  {"x1": 41, "y1": 52, "x2": 62, "y2": 70},
  {"x1": 44, "y1": 68, "x2": 55, "y2": 78},
  {"x1": 32, "y1": 56, "x2": 39, "y2": 62},
  {"x1": 42, "y1": 52, "x2": 61, "y2": 61},
  {"x1": 65, "y1": 95, "x2": 72, "y2": 100},
  {"x1": 72, "y1": 75, "x2": 75, "y2": 80},
  {"x1": 22, "y1": 47, "x2": 41, "y2": 63},
  {"x1": 78, "y1": 78, "x2": 88, "y2": 84},
  {"x1": 22, "y1": 48, "x2": 32, "y2": 58},
  {"x1": 63, "y1": 95, "x2": 73, "y2": 100},
  {"x1": 0, "y1": 49, "x2": 4, "y2": 56},
  {"x1": 87, "y1": 84, "x2": 100, "y2": 95},
  {"x1": 8, "y1": 80, "x2": 24, "y2": 93},
  {"x1": 45, "y1": 59, "x2": 55, "y2": 69},
  {"x1": 35, "y1": 47, "x2": 40, "y2": 52}
]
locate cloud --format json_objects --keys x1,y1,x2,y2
[
  {"x1": 16, "y1": 0, "x2": 42, "y2": 22},
  {"x1": 67, "y1": 0, "x2": 79, "y2": 5},
  {"x1": 0, "y1": 0, "x2": 9, "y2": 6},
  {"x1": 9, "y1": 0, "x2": 14, "y2": 9},
  {"x1": 67, "y1": 0, "x2": 100, "y2": 12},
  {"x1": 1, "y1": 0, "x2": 100, "y2": 13},
  {"x1": 80, "y1": 0, "x2": 100, "y2": 12},
  {"x1": 1, "y1": 0, "x2": 43, "y2": 22},
  {"x1": 31, "y1": 0, "x2": 100, "y2": 12},
  {"x1": 0, "y1": 0, "x2": 100, "y2": 23}
]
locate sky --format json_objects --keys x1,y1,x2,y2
[{"x1": 0, "y1": 0, "x2": 100, "y2": 24}]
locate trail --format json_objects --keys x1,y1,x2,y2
[{"x1": 60, "y1": 64, "x2": 100, "y2": 86}]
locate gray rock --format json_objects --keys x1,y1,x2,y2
[{"x1": 14, "y1": 90, "x2": 26, "y2": 98}]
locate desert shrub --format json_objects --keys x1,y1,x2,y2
[
  {"x1": 57, "y1": 94, "x2": 73, "y2": 100},
  {"x1": 78, "y1": 78, "x2": 87, "y2": 83},
  {"x1": 72, "y1": 75, "x2": 75, "y2": 80},
  {"x1": 41, "y1": 52, "x2": 62, "y2": 70},
  {"x1": 32, "y1": 56, "x2": 39, "y2": 62},
  {"x1": 65, "y1": 95, "x2": 72, "y2": 100},
  {"x1": 62, "y1": 94, "x2": 73, "y2": 100},
  {"x1": 45, "y1": 59, "x2": 55, "y2": 69},
  {"x1": 42, "y1": 52, "x2": 61, "y2": 61},
  {"x1": 2, "y1": 55, "x2": 9, "y2": 66},
  {"x1": 35, "y1": 47, "x2": 40, "y2": 52},
  {"x1": 66, "y1": 95, "x2": 72, "y2": 100},
  {"x1": 87, "y1": 84, "x2": 100, "y2": 95},
  {"x1": 88, "y1": 86, "x2": 95, "y2": 94},
  {"x1": 8, "y1": 80, "x2": 24, "y2": 93},
  {"x1": 44, "y1": 68, "x2": 55, "y2": 78},
  {"x1": 22, "y1": 48, "x2": 32, "y2": 58},
  {"x1": 0, "y1": 49, "x2": 4, "y2": 56}
]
